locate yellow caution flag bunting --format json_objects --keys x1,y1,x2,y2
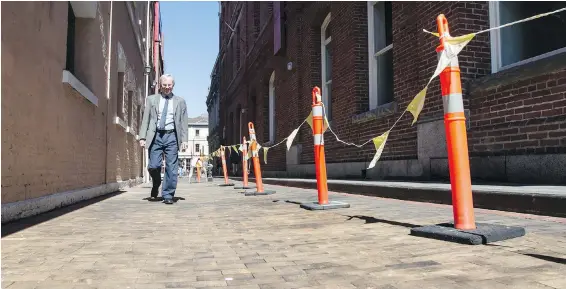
[
  {"x1": 406, "y1": 33, "x2": 475, "y2": 125},
  {"x1": 367, "y1": 131, "x2": 390, "y2": 170},
  {"x1": 263, "y1": 147, "x2": 269, "y2": 164},
  {"x1": 286, "y1": 128, "x2": 300, "y2": 151}
]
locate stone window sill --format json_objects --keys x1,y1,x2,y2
[
  {"x1": 468, "y1": 50, "x2": 566, "y2": 95},
  {"x1": 115, "y1": 116, "x2": 127, "y2": 131},
  {"x1": 352, "y1": 101, "x2": 398, "y2": 124},
  {"x1": 62, "y1": 70, "x2": 98, "y2": 106},
  {"x1": 126, "y1": 126, "x2": 137, "y2": 137}
]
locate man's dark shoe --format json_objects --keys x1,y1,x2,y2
[
  {"x1": 150, "y1": 187, "x2": 159, "y2": 199},
  {"x1": 148, "y1": 168, "x2": 162, "y2": 198},
  {"x1": 163, "y1": 199, "x2": 174, "y2": 205}
]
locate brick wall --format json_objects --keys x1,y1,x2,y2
[
  {"x1": 218, "y1": 1, "x2": 566, "y2": 182},
  {"x1": 469, "y1": 69, "x2": 566, "y2": 156},
  {"x1": 1, "y1": 2, "x2": 148, "y2": 204}
]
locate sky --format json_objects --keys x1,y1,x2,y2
[{"x1": 161, "y1": 1, "x2": 219, "y2": 118}]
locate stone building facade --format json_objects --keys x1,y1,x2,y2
[
  {"x1": 179, "y1": 114, "x2": 210, "y2": 167},
  {"x1": 1, "y1": 1, "x2": 165, "y2": 222},
  {"x1": 217, "y1": 1, "x2": 566, "y2": 185}
]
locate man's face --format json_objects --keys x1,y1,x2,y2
[{"x1": 161, "y1": 77, "x2": 174, "y2": 95}]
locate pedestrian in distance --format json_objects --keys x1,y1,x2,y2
[{"x1": 139, "y1": 74, "x2": 189, "y2": 205}]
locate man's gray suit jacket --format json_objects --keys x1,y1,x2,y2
[{"x1": 139, "y1": 93, "x2": 188, "y2": 149}]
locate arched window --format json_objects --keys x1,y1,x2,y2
[
  {"x1": 321, "y1": 13, "x2": 332, "y2": 120},
  {"x1": 268, "y1": 71, "x2": 276, "y2": 142}
]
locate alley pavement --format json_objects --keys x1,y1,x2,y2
[{"x1": 2, "y1": 179, "x2": 566, "y2": 289}]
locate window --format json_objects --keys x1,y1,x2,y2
[
  {"x1": 66, "y1": 3, "x2": 76, "y2": 74},
  {"x1": 236, "y1": 25, "x2": 241, "y2": 70},
  {"x1": 367, "y1": 1, "x2": 394, "y2": 110},
  {"x1": 127, "y1": 91, "x2": 133, "y2": 127},
  {"x1": 62, "y1": 2, "x2": 98, "y2": 106},
  {"x1": 268, "y1": 71, "x2": 276, "y2": 142},
  {"x1": 321, "y1": 13, "x2": 333, "y2": 121},
  {"x1": 195, "y1": 144, "x2": 200, "y2": 152},
  {"x1": 116, "y1": 43, "x2": 127, "y2": 122},
  {"x1": 196, "y1": 129, "x2": 200, "y2": 136},
  {"x1": 489, "y1": 2, "x2": 566, "y2": 73},
  {"x1": 117, "y1": 72, "x2": 125, "y2": 120},
  {"x1": 138, "y1": 104, "x2": 142, "y2": 133}
]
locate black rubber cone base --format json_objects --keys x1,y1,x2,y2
[
  {"x1": 410, "y1": 222, "x2": 526, "y2": 245},
  {"x1": 218, "y1": 183, "x2": 235, "y2": 187},
  {"x1": 234, "y1": 185, "x2": 255, "y2": 190},
  {"x1": 244, "y1": 190, "x2": 276, "y2": 196},
  {"x1": 300, "y1": 201, "x2": 350, "y2": 210}
]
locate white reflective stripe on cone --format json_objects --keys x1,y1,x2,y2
[
  {"x1": 313, "y1": 134, "x2": 324, "y2": 145},
  {"x1": 312, "y1": 106, "x2": 323, "y2": 117},
  {"x1": 443, "y1": 93, "x2": 465, "y2": 114}
]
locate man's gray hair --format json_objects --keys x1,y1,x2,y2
[{"x1": 160, "y1": 74, "x2": 175, "y2": 84}]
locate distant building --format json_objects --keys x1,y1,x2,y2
[
  {"x1": 1, "y1": 1, "x2": 165, "y2": 223},
  {"x1": 179, "y1": 114, "x2": 209, "y2": 167},
  {"x1": 207, "y1": 54, "x2": 222, "y2": 155}
]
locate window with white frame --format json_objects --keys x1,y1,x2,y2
[
  {"x1": 196, "y1": 129, "x2": 200, "y2": 137},
  {"x1": 367, "y1": 1, "x2": 394, "y2": 110},
  {"x1": 195, "y1": 144, "x2": 200, "y2": 152},
  {"x1": 489, "y1": 2, "x2": 566, "y2": 73},
  {"x1": 268, "y1": 71, "x2": 276, "y2": 142},
  {"x1": 321, "y1": 13, "x2": 333, "y2": 121}
]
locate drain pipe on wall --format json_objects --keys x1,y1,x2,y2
[
  {"x1": 153, "y1": 1, "x2": 160, "y2": 94},
  {"x1": 143, "y1": 0, "x2": 152, "y2": 184},
  {"x1": 104, "y1": 1, "x2": 114, "y2": 184}
]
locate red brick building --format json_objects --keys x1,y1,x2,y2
[
  {"x1": 217, "y1": 1, "x2": 566, "y2": 184},
  {"x1": 2, "y1": 1, "x2": 165, "y2": 222}
]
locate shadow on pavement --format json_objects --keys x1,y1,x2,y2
[
  {"x1": 486, "y1": 244, "x2": 566, "y2": 265},
  {"x1": 344, "y1": 215, "x2": 419, "y2": 228},
  {"x1": 521, "y1": 253, "x2": 566, "y2": 265},
  {"x1": 142, "y1": 197, "x2": 186, "y2": 202},
  {"x1": 2, "y1": 191, "x2": 126, "y2": 238}
]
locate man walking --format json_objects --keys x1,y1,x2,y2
[{"x1": 139, "y1": 74, "x2": 188, "y2": 205}]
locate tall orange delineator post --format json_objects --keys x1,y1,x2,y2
[
  {"x1": 244, "y1": 122, "x2": 275, "y2": 196},
  {"x1": 218, "y1": 146, "x2": 234, "y2": 187},
  {"x1": 234, "y1": 136, "x2": 255, "y2": 190},
  {"x1": 410, "y1": 15, "x2": 525, "y2": 245},
  {"x1": 299, "y1": 87, "x2": 349, "y2": 210},
  {"x1": 436, "y1": 15, "x2": 476, "y2": 230}
]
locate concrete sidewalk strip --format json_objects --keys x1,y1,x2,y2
[
  {"x1": 226, "y1": 176, "x2": 566, "y2": 217},
  {"x1": 2, "y1": 179, "x2": 566, "y2": 289}
]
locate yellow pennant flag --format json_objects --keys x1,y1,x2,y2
[
  {"x1": 433, "y1": 33, "x2": 476, "y2": 78},
  {"x1": 367, "y1": 130, "x2": 390, "y2": 170},
  {"x1": 306, "y1": 113, "x2": 313, "y2": 129},
  {"x1": 406, "y1": 87, "x2": 428, "y2": 125},
  {"x1": 286, "y1": 127, "x2": 300, "y2": 150},
  {"x1": 445, "y1": 33, "x2": 476, "y2": 46},
  {"x1": 246, "y1": 147, "x2": 252, "y2": 161},
  {"x1": 263, "y1": 147, "x2": 269, "y2": 164},
  {"x1": 231, "y1": 145, "x2": 238, "y2": 154}
]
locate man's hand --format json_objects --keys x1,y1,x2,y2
[
  {"x1": 181, "y1": 142, "x2": 189, "y2": 151},
  {"x1": 139, "y1": 140, "x2": 146, "y2": 147}
]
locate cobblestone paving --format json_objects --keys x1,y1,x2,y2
[{"x1": 2, "y1": 179, "x2": 566, "y2": 289}]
